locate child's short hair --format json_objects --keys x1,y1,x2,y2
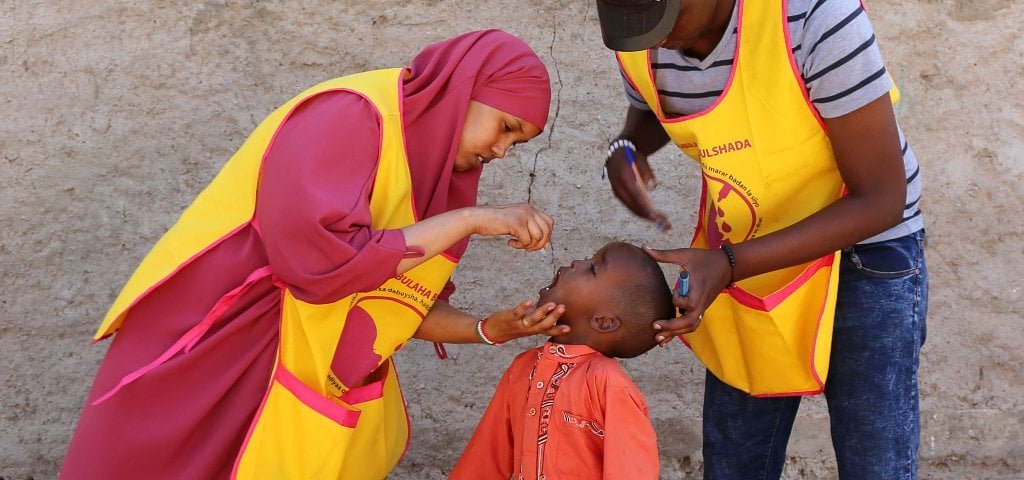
[{"x1": 607, "y1": 249, "x2": 675, "y2": 358}]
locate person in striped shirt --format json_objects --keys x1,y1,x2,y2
[{"x1": 594, "y1": 0, "x2": 928, "y2": 478}]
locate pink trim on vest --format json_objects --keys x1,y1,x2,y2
[
  {"x1": 92, "y1": 265, "x2": 274, "y2": 405},
  {"x1": 616, "y1": 0, "x2": 746, "y2": 125},
  {"x1": 744, "y1": 285, "x2": 830, "y2": 397},
  {"x1": 229, "y1": 365, "x2": 363, "y2": 478},
  {"x1": 727, "y1": 255, "x2": 834, "y2": 311},
  {"x1": 614, "y1": 52, "x2": 650, "y2": 115},
  {"x1": 340, "y1": 362, "x2": 389, "y2": 405},
  {"x1": 275, "y1": 367, "x2": 362, "y2": 426},
  {"x1": 689, "y1": 177, "x2": 835, "y2": 313},
  {"x1": 780, "y1": 0, "x2": 826, "y2": 131},
  {"x1": 660, "y1": 0, "x2": 744, "y2": 123},
  {"x1": 393, "y1": 364, "x2": 413, "y2": 461},
  {"x1": 755, "y1": 387, "x2": 823, "y2": 398},
  {"x1": 92, "y1": 223, "x2": 254, "y2": 343},
  {"x1": 232, "y1": 369, "x2": 273, "y2": 479}
]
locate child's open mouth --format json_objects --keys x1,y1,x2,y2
[{"x1": 539, "y1": 266, "x2": 566, "y2": 293}]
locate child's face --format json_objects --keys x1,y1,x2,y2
[
  {"x1": 536, "y1": 242, "x2": 648, "y2": 333},
  {"x1": 454, "y1": 100, "x2": 542, "y2": 172}
]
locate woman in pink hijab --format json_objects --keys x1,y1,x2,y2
[{"x1": 61, "y1": 29, "x2": 566, "y2": 479}]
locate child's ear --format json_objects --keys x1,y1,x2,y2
[{"x1": 589, "y1": 315, "x2": 621, "y2": 333}]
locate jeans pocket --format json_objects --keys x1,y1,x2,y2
[{"x1": 844, "y1": 233, "x2": 922, "y2": 279}]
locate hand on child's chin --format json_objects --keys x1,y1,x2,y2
[
  {"x1": 535, "y1": 289, "x2": 560, "y2": 307},
  {"x1": 527, "y1": 301, "x2": 568, "y2": 338},
  {"x1": 548, "y1": 328, "x2": 570, "y2": 342}
]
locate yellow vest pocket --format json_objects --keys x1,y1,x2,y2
[
  {"x1": 337, "y1": 361, "x2": 410, "y2": 480},
  {"x1": 233, "y1": 366, "x2": 360, "y2": 479},
  {"x1": 683, "y1": 254, "x2": 838, "y2": 396}
]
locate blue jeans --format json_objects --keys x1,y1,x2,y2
[{"x1": 702, "y1": 230, "x2": 928, "y2": 479}]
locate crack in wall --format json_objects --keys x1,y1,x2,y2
[{"x1": 528, "y1": 22, "x2": 564, "y2": 272}]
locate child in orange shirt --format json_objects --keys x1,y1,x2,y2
[{"x1": 450, "y1": 242, "x2": 675, "y2": 480}]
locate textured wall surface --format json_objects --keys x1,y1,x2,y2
[{"x1": 1, "y1": 1, "x2": 1021, "y2": 478}]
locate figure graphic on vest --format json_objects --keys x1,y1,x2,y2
[
  {"x1": 594, "y1": 1, "x2": 928, "y2": 478},
  {"x1": 60, "y1": 30, "x2": 572, "y2": 480},
  {"x1": 450, "y1": 242, "x2": 674, "y2": 480}
]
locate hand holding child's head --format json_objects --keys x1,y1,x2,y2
[{"x1": 536, "y1": 242, "x2": 675, "y2": 358}]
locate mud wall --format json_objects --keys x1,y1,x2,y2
[{"x1": 1, "y1": 1, "x2": 1021, "y2": 478}]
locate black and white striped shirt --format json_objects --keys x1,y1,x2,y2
[{"x1": 624, "y1": 0, "x2": 923, "y2": 243}]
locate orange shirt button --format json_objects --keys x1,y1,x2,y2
[
  {"x1": 536, "y1": 381, "x2": 544, "y2": 389},
  {"x1": 529, "y1": 408, "x2": 537, "y2": 416}
]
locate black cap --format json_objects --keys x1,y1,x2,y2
[{"x1": 595, "y1": 0, "x2": 681, "y2": 51}]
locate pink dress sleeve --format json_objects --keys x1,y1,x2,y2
[{"x1": 256, "y1": 90, "x2": 410, "y2": 304}]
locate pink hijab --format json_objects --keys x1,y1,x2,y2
[{"x1": 401, "y1": 29, "x2": 551, "y2": 259}]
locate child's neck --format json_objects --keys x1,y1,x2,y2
[{"x1": 547, "y1": 336, "x2": 611, "y2": 357}]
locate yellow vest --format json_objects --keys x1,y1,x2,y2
[
  {"x1": 618, "y1": 0, "x2": 896, "y2": 396},
  {"x1": 95, "y1": 69, "x2": 454, "y2": 479}
]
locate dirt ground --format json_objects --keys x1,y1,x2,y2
[{"x1": 1, "y1": 1, "x2": 1022, "y2": 478}]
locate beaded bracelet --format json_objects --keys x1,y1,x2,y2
[
  {"x1": 475, "y1": 317, "x2": 504, "y2": 345},
  {"x1": 606, "y1": 138, "x2": 637, "y2": 161},
  {"x1": 720, "y1": 243, "x2": 736, "y2": 288}
]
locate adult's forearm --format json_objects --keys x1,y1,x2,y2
[
  {"x1": 697, "y1": 94, "x2": 907, "y2": 282},
  {"x1": 413, "y1": 300, "x2": 480, "y2": 343},
  {"x1": 728, "y1": 94, "x2": 907, "y2": 280},
  {"x1": 619, "y1": 106, "x2": 671, "y2": 155},
  {"x1": 728, "y1": 192, "x2": 903, "y2": 282},
  {"x1": 396, "y1": 208, "x2": 475, "y2": 274}
]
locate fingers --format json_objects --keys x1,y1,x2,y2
[
  {"x1": 625, "y1": 169, "x2": 657, "y2": 219},
  {"x1": 641, "y1": 245, "x2": 684, "y2": 265},
  {"x1": 494, "y1": 301, "x2": 568, "y2": 342},
  {"x1": 540, "y1": 324, "x2": 570, "y2": 337},
  {"x1": 605, "y1": 150, "x2": 671, "y2": 230},
  {"x1": 510, "y1": 299, "x2": 535, "y2": 319},
  {"x1": 651, "y1": 211, "x2": 672, "y2": 231},
  {"x1": 633, "y1": 154, "x2": 657, "y2": 191},
  {"x1": 653, "y1": 312, "x2": 703, "y2": 347},
  {"x1": 504, "y1": 205, "x2": 554, "y2": 252},
  {"x1": 650, "y1": 280, "x2": 707, "y2": 347},
  {"x1": 519, "y1": 302, "x2": 565, "y2": 332},
  {"x1": 606, "y1": 151, "x2": 652, "y2": 218},
  {"x1": 527, "y1": 210, "x2": 554, "y2": 250}
]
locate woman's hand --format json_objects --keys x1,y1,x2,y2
[
  {"x1": 483, "y1": 299, "x2": 568, "y2": 343},
  {"x1": 643, "y1": 246, "x2": 733, "y2": 347},
  {"x1": 471, "y1": 203, "x2": 555, "y2": 251},
  {"x1": 399, "y1": 203, "x2": 554, "y2": 275},
  {"x1": 415, "y1": 300, "x2": 565, "y2": 344}
]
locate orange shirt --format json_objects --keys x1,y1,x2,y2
[{"x1": 450, "y1": 342, "x2": 659, "y2": 479}]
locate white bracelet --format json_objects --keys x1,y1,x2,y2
[{"x1": 606, "y1": 138, "x2": 637, "y2": 160}]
